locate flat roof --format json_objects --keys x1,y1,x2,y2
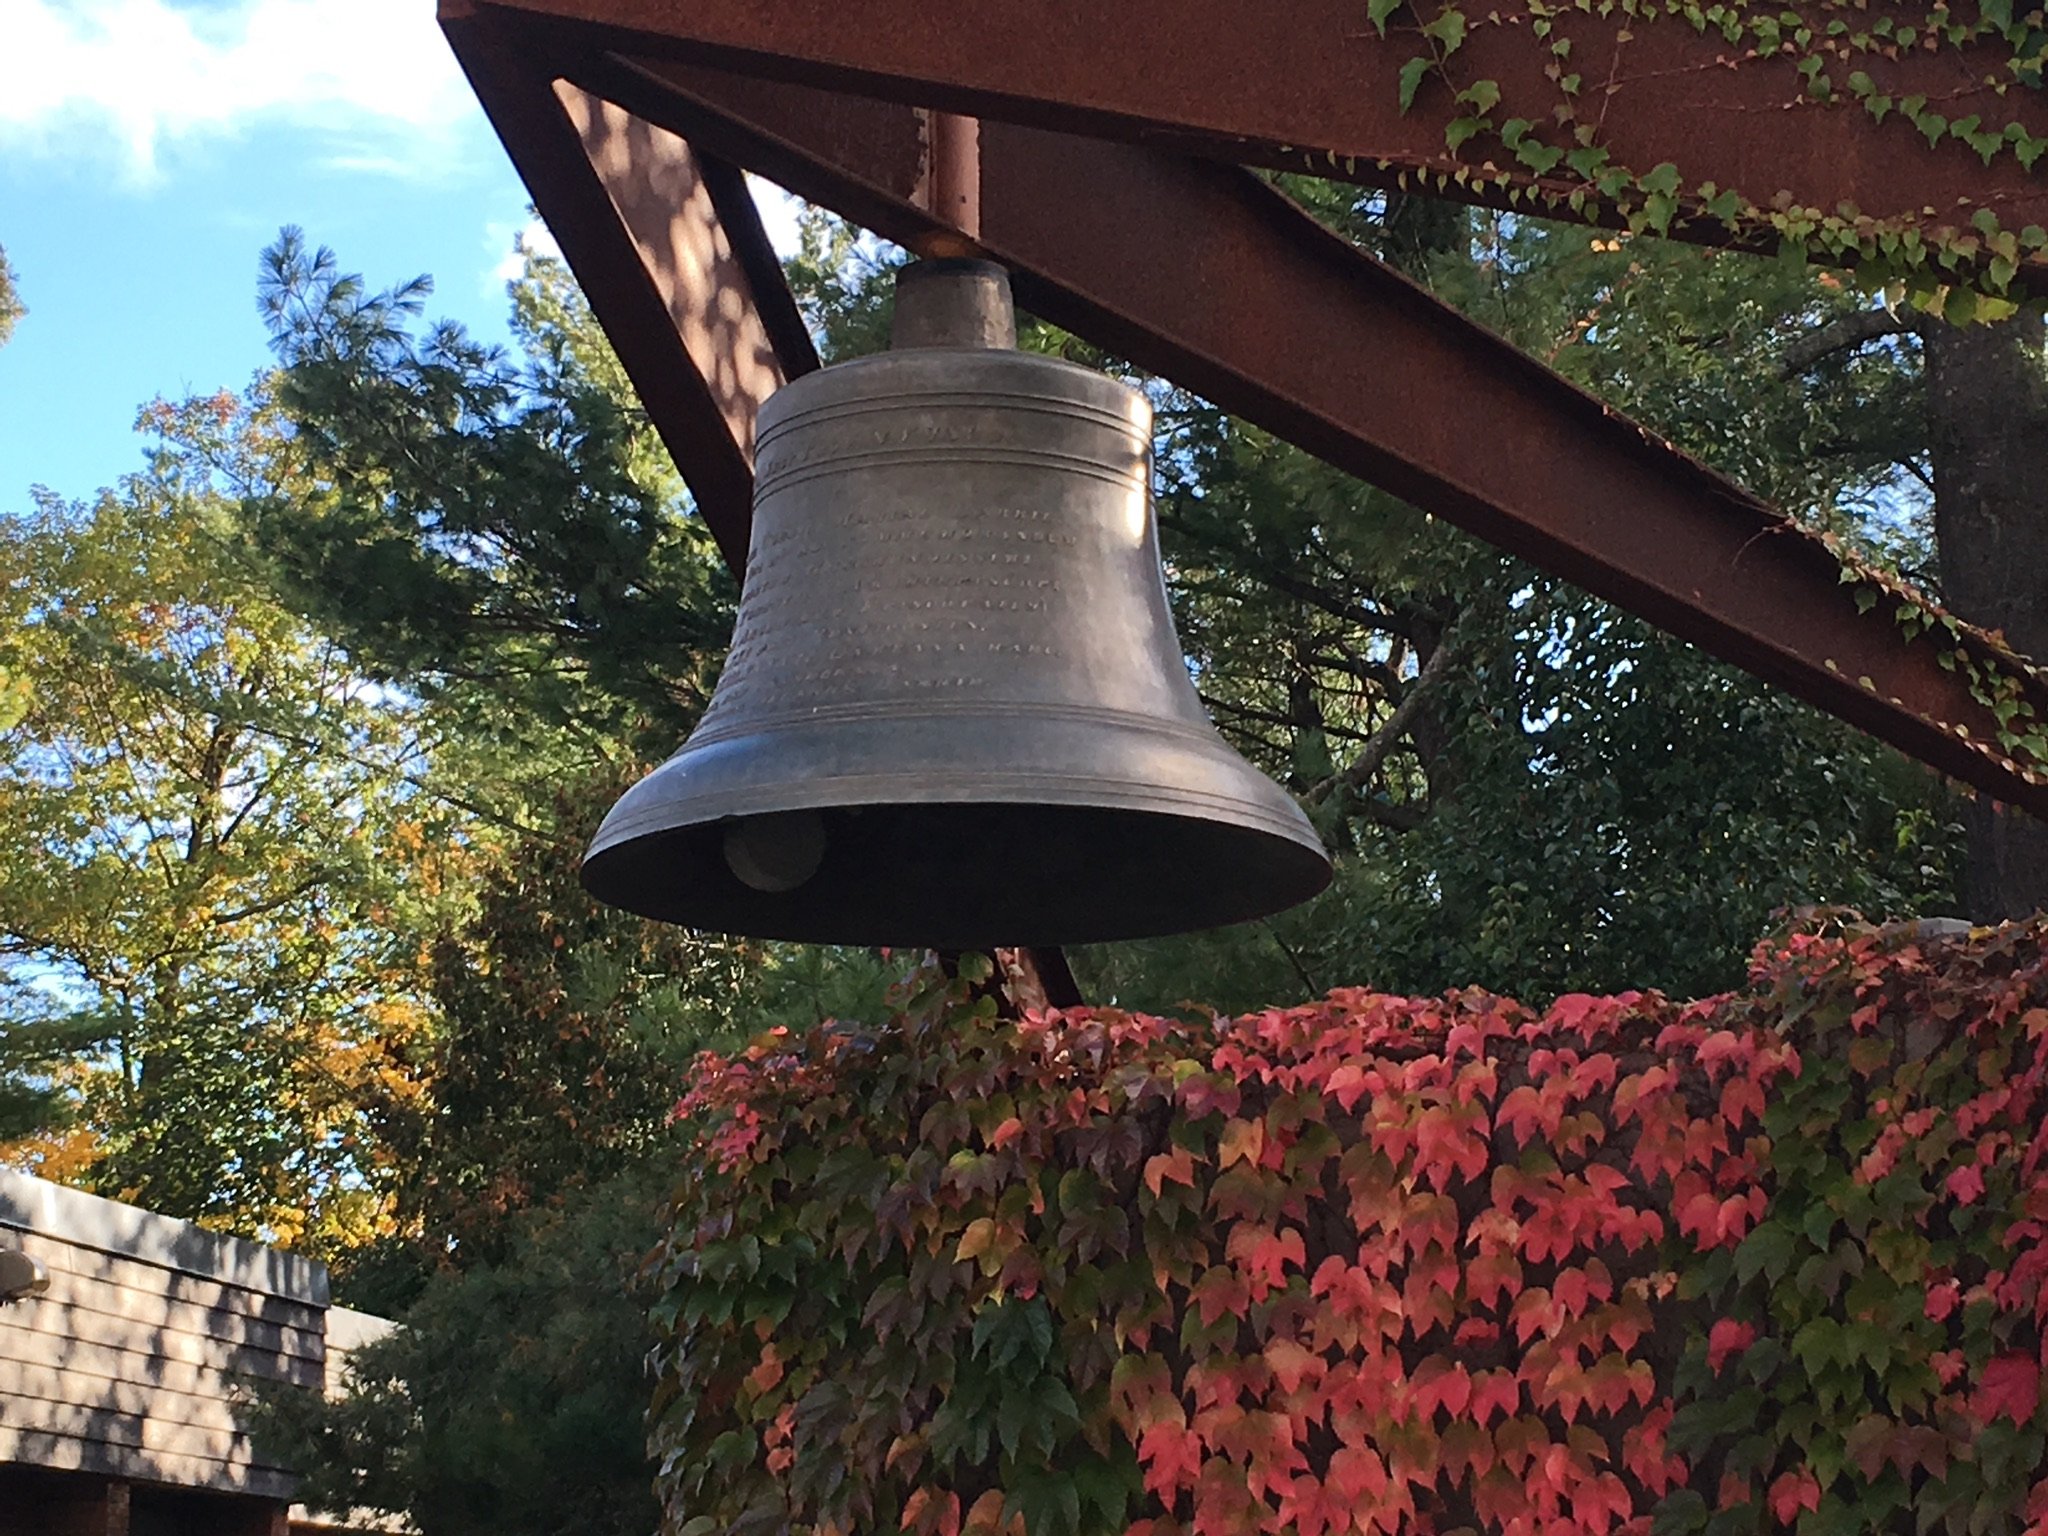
[{"x1": 0, "y1": 1170, "x2": 328, "y2": 1306}]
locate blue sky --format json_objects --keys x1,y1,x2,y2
[{"x1": 0, "y1": 0, "x2": 798, "y2": 512}]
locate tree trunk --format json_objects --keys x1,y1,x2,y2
[{"x1": 1923, "y1": 313, "x2": 2048, "y2": 920}]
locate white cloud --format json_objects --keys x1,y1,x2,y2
[
  {"x1": 747, "y1": 174, "x2": 804, "y2": 258},
  {"x1": 0, "y1": 0, "x2": 480, "y2": 178},
  {"x1": 480, "y1": 183, "x2": 797, "y2": 301},
  {"x1": 483, "y1": 214, "x2": 562, "y2": 293}
]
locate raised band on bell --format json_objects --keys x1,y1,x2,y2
[{"x1": 580, "y1": 259, "x2": 1331, "y2": 947}]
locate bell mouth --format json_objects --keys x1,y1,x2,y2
[{"x1": 579, "y1": 800, "x2": 1332, "y2": 949}]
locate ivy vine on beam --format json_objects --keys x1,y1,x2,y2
[{"x1": 1362, "y1": 0, "x2": 2048, "y2": 317}]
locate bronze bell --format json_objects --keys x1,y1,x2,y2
[{"x1": 581, "y1": 259, "x2": 1331, "y2": 947}]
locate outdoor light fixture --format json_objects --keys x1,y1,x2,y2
[{"x1": 0, "y1": 1247, "x2": 49, "y2": 1305}]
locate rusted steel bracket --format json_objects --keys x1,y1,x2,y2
[
  {"x1": 445, "y1": 7, "x2": 816, "y2": 571},
  {"x1": 469, "y1": 0, "x2": 2048, "y2": 287},
  {"x1": 443, "y1": 4, "x2": 2048, "y2": 818}
]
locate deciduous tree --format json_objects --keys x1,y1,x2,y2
[{"x1": 0, "y1": 459, "x2": 454, "y2": 1257}]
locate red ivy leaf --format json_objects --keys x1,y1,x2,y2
[
  {"x1": 1228, "y1": 1222, "x2": 1306, "y2": 1292},
  {"x1": 1768, "y1": 1469, "x2": 1822, "y2": 1524},
  {"x1": 1469, "y1": 1369, "x2": 1520, "y2": 1428},
  {"x1": 1328, "y1": 1444, "x2": 1389, "y2": 1504},
  {"x1": 1973, "y1": 1354, "x2": 2042, "y2": 1426},
  {"x1": 1411, "y1": 1355, "x2": 1473, "y2": 1421},
  {"x1": 1264, "y1": 1337, "x2": 1323, "y2": 1396},
  {"x1": 1414, "y1": 1102, "x2": 1490, "y2": 1189},
  {"x1": 1926, "y1": 1279, "x2": 1961, "y2": 1321},
  {"x1": 1145, "y1": 1144, "x2": 1197, "y2": 1197},
  {"x1": 1707, "y1": 1319, "x2": 1757, "y2": 1373},
  {"x1": 1947, "y1": 1163, "x2": 1987, "y2": 1204},
  {"x1": 1138, "y1": 1421, "x2": 1204, "y2": 1498}
]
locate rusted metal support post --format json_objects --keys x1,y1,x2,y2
[{"x1": 914, "y1": 110, "x2": 984, "y2": 258}]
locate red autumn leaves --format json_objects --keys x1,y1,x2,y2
[{"x1": 656, "y1": 919, "x2": 2048, "y2": 1536}]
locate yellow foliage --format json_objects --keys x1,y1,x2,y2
[{"x1": 0, "y1": 1124, "x2": 106, "y2": 1185}]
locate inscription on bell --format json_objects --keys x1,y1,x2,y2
[{"x1": 701, "y1": 349, "x2": 1181, "y2": 731}]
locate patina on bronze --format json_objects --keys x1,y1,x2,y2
[{"x1": 581, "y1": 259, "x2": 1331, "y2": 946}]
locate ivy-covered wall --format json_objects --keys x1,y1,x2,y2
[{"x1": 651, "y1": 917, "x2": 2048, "y2": 1536}]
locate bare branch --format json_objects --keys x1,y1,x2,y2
[
  {"x1": 1780, "y1": 309, "x2": 1916, "y2": 376},
  {"x1": 1304, "y1": 635, "x2": 1461, "y2": 807}
]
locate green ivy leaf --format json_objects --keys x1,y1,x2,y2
[
  {"x1": 1459, "y1": 78, "x2": 1503, "y2": 113},
  {"x1": 1641, "y1": 161, "x2": 1683, "y2": 197},
  {"x1": 1422, "y1": 5, "x2": 1469, "y2": 53},
  {"x1": 1792, "y1": 1316, "x2": 1845, "y2": 1374},
  {"x1": 1398, "y1": 54, "x2": 1435, "y2": 112},
  {"x1": 1652, "y1": 1488, "x2": 1710, "y2": 1535},
  {"x1": 1704, "y1": 187, "x2": 1743, "y2": 223},
  {"x1": 1736, "y1": 1221, "x2": 1797, "y2": 1284}
]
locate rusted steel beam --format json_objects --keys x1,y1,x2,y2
[
  {"x1": 443, "y1": 4, "x2": 814, "y2": 571},
  {"x1": 447, "y1": 18, "x2": 2048, "y2": 814},
  {"x1": 477, "y1": 0, "x2": 2048, "y2": 281},
  {"x1": 697, "y1": 156, "x2": 823, "y2": 387}
]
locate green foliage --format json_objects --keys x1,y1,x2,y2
[
  {"x1": 0, "y1": 1012, "x2": 107, "y2": 1143},
  {"x1": 255, "y1": 1168, "x2": 673, "y2": 1536},
  {"x1": 1407, "y1": 206, "x2": 2048, "y2": 786},
  {"x1": 249, "y1": 227, "x2": 735, "y2": 762},
  {"x1": 650, "y1": 916, "x2": 2048, "y2": 1536},
  {"x1": 0, "y1": 469, "x2": 453, "y2": 1254},
  {"x1": 275, "y1": 861, "x2": 903, "y2": 1523},
  {"x1": 369, "y1": 773, "x2": 759, "y2": 1281},
  {"x1": 1441, "y1": 225, "x2": 1924, "y2": 520}
]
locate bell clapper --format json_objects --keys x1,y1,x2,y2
[{"x1": 723, "y1": 810, "x2": 828, "y2": 893}]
